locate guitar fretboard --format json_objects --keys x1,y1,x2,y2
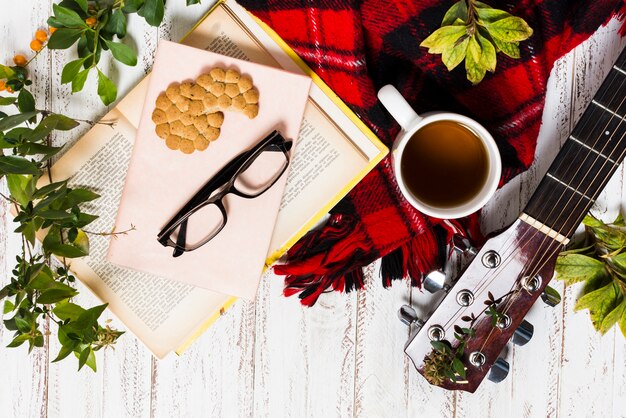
[{"x1": 524, "y1": 46, "x2": 626, "y2": 237}]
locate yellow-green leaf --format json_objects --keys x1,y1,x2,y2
[
  {"x1": 476, "y1": 32, "x2": 496, "y2": 72},
  {"x1": 476, "y1": 7, "x2": 511, "y2": 23},
  {"x1": 556, "y1": 254, "x2": 606, "y2": 286},
  {"x1": 420, "y1": 25, "x2": 467, "y2": 54},
  {"x1": 599, "y1": 301, "x2": 626, "y2": 335},
  {"x1": 465, "y1": 41, "x2": 486, "y2": 84},
  {"x1": 467, "y1": 34, "x2": 482, "y2": 64},
  {"x1": 442, "y1": 36, "x2": 469, "y2": 71},
  {"x1": 483, "y1": 16, "x2": 533, "y2": 42},
  {"x1": 442, "y1": 0, "x2": 468, "y2": 26},
  {"x1": 575, "y1": 281, "x2": 620, "y2": 330},
  {"x1": 491, "y1": 37, "x2": 520, "y2": 59}
]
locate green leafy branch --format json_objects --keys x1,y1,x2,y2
[
  {"x1": 556, "y1": 214, "x2": 626, "y2": 337},
  {"x1": 47, "y1": 0, "x2": 202, "y2": 105},
  {"x1": 420, "y1": 0, "x2": 533, "y2": 84}
]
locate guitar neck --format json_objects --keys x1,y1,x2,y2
[{"x1": 524, "y1": 46, "x2": 626, "y2": 237}]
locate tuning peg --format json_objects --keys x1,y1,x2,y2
[
  {"x1": 398, "y1": 305, "x2": 424, "y2": 329},
  {"x1": 423, "y1": 269, "x2": 450, "y2": 293},
  {"x1": 487, "y1": 358, "x2": 510, "y2": 383},
  {"x1": 541, "y1": 286, "x2": 561, "y2": 307},
  {"x1": 511, "y1": 320, "x2": 534, "y2": 346},
  {"x1": 452, "y1": 235, "x2": 478, "y2": 256}
]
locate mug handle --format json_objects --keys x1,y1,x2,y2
[{"x1": 377, "y1": 84, "x2": 421, "y2": 131}]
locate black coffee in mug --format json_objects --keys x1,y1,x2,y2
[{"x1": 400, "y1": 120, "x2": 489, "y2": 209}]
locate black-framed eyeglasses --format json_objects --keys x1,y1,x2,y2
[{"x1": 157, "y1": 130, "x2": 292, "y2": 257}]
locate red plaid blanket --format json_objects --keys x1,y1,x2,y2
[{"x1": 239, "y1": 0, "x2": 626, "y2": 306}]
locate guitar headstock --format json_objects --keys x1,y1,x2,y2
[{"x1": 402, "y1": 219, "x2": 564, "y2": 392}]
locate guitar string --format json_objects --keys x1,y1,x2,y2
[
  {"x1": 440, "y1": 59, "x2": 626, "y2": 331},
  {"x1": 479, "y1": 63, "x2": 626, "y2": 354}
]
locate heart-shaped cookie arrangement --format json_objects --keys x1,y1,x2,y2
[{"x1": 151, "y1": 67, "x2": 260, "y2": 154}]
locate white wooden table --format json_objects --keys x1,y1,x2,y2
[{"x1": 1, "y1": 2, "x2": 625, "y2": 417}]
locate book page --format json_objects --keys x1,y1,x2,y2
[
  {"x1": 46, "y1": 106, "x2": 233, "y2": 359},
  {"x1": 183, "y1": 3, "x2": 370, "y2": 260}
]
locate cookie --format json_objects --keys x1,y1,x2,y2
[
  {"x1": 224, "y1": 69, "x2": 240, "y2": 84},
  {"x1": 209, "y1": 67, "x2": 226, "y2": 82},
  {"x1": 206, "y1": 112, "x2": 224, "y2": 128},
  {"x1": 152, "y1": 67, "x2": 260, "y2": 154},
  {"x1": 243, "y1": 104, "x2": 259, "y2": 119},
  {"x1": 238, "y1": 76, "x2": 253, "y2": 92},
  {"x1": 194, "y1": 136, "x2": 210, "y2": 151},
  {"x1": 165, "y1": 135, "x2": 182, "y2": 150},
  {"x1": 155, "y1": 93, "x2": 172, "y2": 110},
  {"x1": 243, "y1": 88, "x2": 259, "y2": 104},
  {"x1": 155, "y1": 123, "x2": 170, "y2": 139},
  {"x1": 179, "y1": 138, "x2": 195, "y2": 154},
  {"x1": 152, "y1": 108, "x2": 167, "y2": 124}
]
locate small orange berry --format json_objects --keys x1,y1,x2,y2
[
  {"x1": 30, "y1": 39, "x2": 43, "y2": 52},
  {"x1": 0, "y1": 80, "x2": 5, "y2": 91},
  {"x1": 35, "y1": 30, "x2": 48, "y2": 42},
  {"x1": 85, "y1": 17, "x2": 97, "y2": 27},
  {"x1": 6, "y1": 86, "x2": 14, "y2": 93},
  {"x1": 49, "y1": 26, "x2": 58, "y2": 34},
  {"x1": 13, "y1": 54, "x2": 27, "y2": 66}
]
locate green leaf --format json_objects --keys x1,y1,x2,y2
[
  {"x1": 53, "y1": 301, "x2": 85, "y2": 321},
  {"x1": 0, "y1": 112, "x2": 38, "y2": 131},
  {"x1": 575, "y1": 281, "x2": 621, "y2": 331},
  {"x1": 599, "y1": 300, "x2": 626, "y2": 335},
  {"x1": 48, "y1": 28, "x2": 85, "y2": 49},
  {"x1": 78, "y1": 346, "x2": 91, "y2": 371},
  {"x1": 43, "y1": 226, "x2": 89, "y2": 258},
  {"x1": 138, "y1": 0, "x2": 165, "y2": 26},
  {"x1": 442, "y1": 35, "x2": 469, "y2": 71},
  {"x1": 420, "y1": 25, "x2": 467, "y2": 54},
  {"x1": 483, "y1": 16, "x2": 533, "y2": 43},
  {"x1": 3, "y1": 300, "x2": 15, "y2": 314},
  {"x1": 0, "y1": 96, "x2": 17, "y2": 106},
  {"x1": 52, "y1": 4, "x2": 88, "y2": 28},
  {"x1": 583, "y1": 215, "x2": 604, "y2": 228},
  {"x1": 123, "y1": 0, "x2": 146, "y2": 13},
  {"x1": 611, "y1": 252, "x2": 626, "y2": 272},
  {"x1": 74, "y1": 0, "x2": 88, "y2": 13},
  {"x1": 442, "y1": 0, "x2": 468, "y2": 26},
  {"x1": 41, "y1": 113, "x2": 79, "y2": 131},
  {"x1": 431, "y1": 340, "x2": 451, "y2": 354},
  {"x1": 96, "y1": 68, "x2": 117, "y2": 106},
  {"x1": 491, "y1": 37, "x2": 520, "y2": 59},
  {"x1": 104, "y1": 9, "x2": 127, "y2": 38},
  {"x1": 72, "y1": 68, "x2": 90, "y2": 93},
  {"x1": 556, "y1": 254, "x2": 606, "y2": 285},
  {"x1": 476, "y1": 32, "x2": 496, "y2": 72},
  {"x1": 467, "y1": 34, "x2": 482, "y2": 64},
  {"x1": 52, "y1": 344, "x2": 75, "y2": 362},
  {"x1": 33, "y1": 180, "x2": 67, "y2": 199},
  {"x1": 103, "y1": 39, "x2": 137, "y2": 66},
  {"x1": 38, "y1": 210, "x2": 74, "y2": 220},
  {"x1": 66, "y1": 188, "x2": 100, "y2": 205},
  {"x1": 14, "y1": 316, "x2": 32, "y2": 333},
  {"x1": 0, "y1": 64, "x2": 15, "y2": 79},
  {"x1": 7, "y1": 333, "x2": 30, "y2": 348},
  {"x1": 17, "y1": 90, "x2": 36, "y2": 113},
  {"x1": 465, "y1": 43, "x2": 486, "y2": 85},
  {"x1": 6, "y1": 174, "x2": 33, "y2": 207},
  {"x1": 37, "y1": 288, "x2": 79, "y2": 304},
  {"x1": 476, "y1": 7, "x2": 512, "y2": 23},
  {"x1": 0, "y1": 156, "x2": 39, "y2": 175},
  {"x1": 452, "y1": 357, "x2": 466, "y2": 378},
  {"x1": 61, "y1": 58, "x2": 87, "y2": 85}
]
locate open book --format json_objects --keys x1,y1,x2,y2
[{"x1": 46, "y1": 0, "x2": 387, "y2": 358}]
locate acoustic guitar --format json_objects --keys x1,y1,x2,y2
[{"x1": 399, "y1": 46, "x2": 626, "y2": 392}]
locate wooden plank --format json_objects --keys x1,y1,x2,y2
[
  {"x1": 352, "y1": 263, "x2": 410, "y2": 418},
  {"x1": 252, "y1": 270, "x2": 357, "y2": 417}
]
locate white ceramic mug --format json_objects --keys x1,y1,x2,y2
[{"x1": 377, "y1": 84, "x2": 501, "y2": 219}]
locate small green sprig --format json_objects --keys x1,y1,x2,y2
[
  {"x1": 0, "y1": 60, "x2": 125, "y2": 371},
  {"x1": 47, "y1": 0, "x2": 202, "y2": 105},
  {"x1": 420, "y1": 0, "x2": 533, "y2": 84},
  {"x1": 556, "y1": 214, "x2": 626, "y2": 337}
]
